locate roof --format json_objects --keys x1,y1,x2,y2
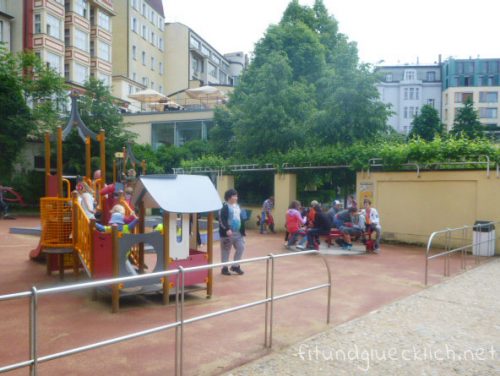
[
  {"x1": 146, "y1": 0, "x2": 164, "y2": 17},
  {"x1": 131, "y1": 175, "x2": 222, "y2": 213}
]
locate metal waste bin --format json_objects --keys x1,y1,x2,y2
[{"x1": 472, "y1": 221, "x2": 496, "y2": 256}]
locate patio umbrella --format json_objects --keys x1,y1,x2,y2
[
  {"x1": 128, "y1": 89, "x2": 167, "y2": 103},
  {"x1": 185, "y1": 85, "x2": 224, "y2": 99}
]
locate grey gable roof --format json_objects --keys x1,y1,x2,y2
[{"x1": 131, "y1": 175, "x2": 222, "y2": 213}]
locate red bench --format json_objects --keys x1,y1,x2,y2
[{"x1": 326, "y1": 227, "x2": 376, "y2": 252}]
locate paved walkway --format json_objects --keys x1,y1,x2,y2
[{"x1": 226, "y1": 258, "x2": 500, "y2": 375}]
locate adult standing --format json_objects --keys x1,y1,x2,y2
[
  {"x1": 260, "y1": 196, "x2": 275, "y2": 234},
  {"x1": 219, "y1": 189, "x2": 246, "y2": 275}
]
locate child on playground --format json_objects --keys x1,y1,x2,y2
[
  {"x1": 76, "y1": 181, "x2": 96, "y2": 220},
  {"x1": 95, "y1": 205, "x2": 138, "y2": 233}
]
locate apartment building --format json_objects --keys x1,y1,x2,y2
[
  {"x1": 0, "y1": 0, "x2": 14, "y2": 51},
  {"x1": 5, "y1": 0, "x2": 114, "y2": 88},
  {"x1": 164, "y1": 22, "x2": 237, "y2": 96},
  {"x1": 376, "y1": 64, "x2": 442, "y2": 134},
  {"x1": 112, "y1": 0, "x2": 165, "y2": 111},
  {"x1": 442, "y1": 58, "x2": 500, "y2": 132}
]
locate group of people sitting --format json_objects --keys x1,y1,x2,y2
[
  {"x1": 285, "y1": 197, "x2": 382, "y2": 253},
  {"x1": 74, "y1": 169, "x2": 138, "y2": 232}
]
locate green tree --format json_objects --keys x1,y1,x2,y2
[
  {"x1": 409, "y1": 104, "x2": 443, "y2": 141},
  {"x1": 212, "y1": 0, "x2": 389, "y2": 158},
  {"x1": 62, "y1": 78, "x2": 136, "y2": 176},
  {"x1": 0, "y1": 47, "x2": 66, "y2": 178},
  {"x1": 451, "y1": 98, "x2": 483, "y2": 139}
]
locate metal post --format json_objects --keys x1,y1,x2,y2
[
  {"x1": 174, "y1": 271, "x2": 180, "y2": 376},
  {"x1": 29, "y1": 287, "x2": 38, "y2": 376},
  {"x1": 264, "y1": 257, "x2": 270, "y2": 348},
  {"x1": 319, "y1": 254, "x2": 332, "y2": 324},
  {"x1": 206, "y1": 212, "x2": 214, "y2": 298},
  {"x1": 44, "y1": 133, "x2": 51, "y2": 197},
  {"x1": 57, "y1": 126, "x2": 63, "y2": 198},
  {"x1": 99, "y1": 129, "x2": 106, "y2": 184},
  {"x1": 179, "y1": 266, "x2": 185, "y2": 376},
  {"x1": 85, "y1": 136, "x2": 91, "y2": 181},
  {"x1": 269, "y1": 254, "x2": 276, "y2": 348}
]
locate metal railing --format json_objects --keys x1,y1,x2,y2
[
  {"x1": 0, "y1": 250, "x2": 331, "y2": 376},
  {"x1": 425, "y1": 221, "x2": 498, "y2": 285}
]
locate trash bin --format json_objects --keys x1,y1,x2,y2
[{"x1": 472, "y1": 221, "x2": 496, "y2": 256}]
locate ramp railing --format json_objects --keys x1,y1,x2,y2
[
  {"x1": 425, "y1": 221, "x2": 498, "y2": 285},
  {"x1": 0, "y1": 250, "x2": 331, "y2": 376}
]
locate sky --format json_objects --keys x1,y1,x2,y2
[{"x1": 163, "y1": 0, "x2": 500, "y2": 66}]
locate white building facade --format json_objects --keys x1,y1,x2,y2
[{"x1": 376, "y1": 65, "x2": 442, "y2": 134}]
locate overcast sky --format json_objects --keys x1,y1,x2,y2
[{"x1": 163, "y1": 0, "x2": 500, "y2": 65}]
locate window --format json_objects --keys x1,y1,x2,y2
[
  {"x1": 142, "y1": 24, "x2": 147, "y2": 39},
  {"x1": 98, "y1": 41, "x2": 110, "y2": 62},
  {"x1": 46, "y1": 52, "x2": 62, "y2": 74},
  {"x1": 409, "y1": 88, "x2": 414, "y2": 100},
  {"x1": 190, "y1": 35, "x2": 200, "y2": 49},
  {"x1": 385, "y1": 73, "x2": 392, "y2": 82},
  {"x1": 151, "y1": 56, "x2": 154, "y2": 70},
  {"x1": 128, "y1": 85, "x2": 133, "y2": 94},
  {"x1": 201, "y1": 45, "x2": 210, "y2": 57},
  {"x1": 415, "y1": 88, "x2": 420, "y2": 100},
  {"x1": 131, "y1": 17, "x2": 137, "y2": 32},
  {"x1": 426, "y1": 71, "x2": 436, "y2": 81},
  {"x1": 98, "y1": 73, "x2": 111, "y2": 86},
  {"x1": 479, "y1": 92, "x2": 498, "y2": 103},
  {"x1": 479, "y1": 108, "x2": 497, "y2": 119},
  {"x1": 487, "y1": 76, "x2": 495, "y2": 86},
  {"x1": 90, "y1": 40, "x2": 94, "y2": 56},
  {"x1": 141, "y1": 51, "x2": 146, "y2": 65},
  {"x1": 0, "y1": 21, "x2": 3, "y2": 43},
  {"x1": 75, "y1": 29, "x2": 89, "y2": 52},
  {"x1": 64, "y1": 63, "x2": 69, "y2": 80},
  {"x1": 454, "y1": 92, "x2": 473, "y2": 103},
  {"x1": 151, "y1": 81, "x2": 154, "y2": 89},
  {"x1": 74, "y1": 63, "x2": 89, "y2": 84},
  {"x1": 487, "y1": 61, "x2": 498, "y2": 74},
  {"x1": 64, "y1": 28, "x2": 70, "y2": 46},
  {"x1": 191, "y1": 55, "x2": 203, "y2": 75},
  {"x1": 150, "y1": 31, "x2": 154, "y2": 44},
  {"x1": 404, "y1": 88, "x2": 408, "y2": 100},
  {"x1": 158, "y1": 37, "x2": 164, "y2": 51},
  {"x1": 132, "y1": 0, "x2": 138, "y2": 10},
  {"x1": 142, "y1": 76, "x2": 148, "y2": 86},
  {"x1": 464, "y1": 76, "x2": 472, "y2": 86},
  {"x1": 219, "y1": 71, "x2": 227, "y2": 85},
  {"x1": 46, "y1": 14, "x2": 62, "y2": 39},
  {"x1": 34, "y1": 14, "x2": 41, "y2": 34},
  {"x1": 427, "y1": 99, "x2": 435, "y2": 108},
  {"x1": 159, "y1": 85, "x2": 162, "y2": 93},
  {"x1": 210, "y1": 54, "x2": 220, "y2": 65},
  {"x1": 75, "y1": 0, "x2": 88, "y2": 18},
  {"x1": 98, "y1": 12, "x2": 110, "y2": 31},
  {"x1": 132, "y1": 72, "x2": 136, "y2": 81},
  {"x1": 142, "y1": 3, "x2": 146, "y2": 16},
  {"x1": 208, "y1": 62, "x2": 218, "y2": 78},
  {"x1": 404, "y1": 70, "x2": 416, "y2": 80},
  {"x1": 132, "y1": 45, "x2": 136, "y2": 60},
  {"x1": 159, "y1": 62, "x2": 163, "y2": 75}
]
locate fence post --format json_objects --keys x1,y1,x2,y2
[
  {"x1": 264, "y1": 257, "x2": 270, "y2": 348},
  {"x1": 269, "y1": 254, "x2": 276, "y2": 348},
  {"x1": 29, "y1": 287, "x2": 38, "y2": 376},
  {"x1": 111, "y1": 225, "x2": 120, "y2": 313}
]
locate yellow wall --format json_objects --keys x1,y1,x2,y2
[{"x1": 357, "y1": 170, "x2": 500, "y2": 252}]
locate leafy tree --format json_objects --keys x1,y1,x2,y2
[
  {"x1": 0, "y1": 47, "x2": 66, "y2": 178},
  {"x1": 451, "y1": 98, "x2": 483, "y2": 139},
  {"x1": 409, "y1": 104, "x2": 443, "y2": 141},
  {"x1": 212, "y1": 0, "x2": 390, "y2": 158},
  {"x1": 62, "y1": 78, "x2": 136, "y2": 177}
]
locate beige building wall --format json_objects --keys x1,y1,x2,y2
[
  {"x1": 164, "y1": 22, "x2": 189, "y2": 95},
  {"x1": 357, "y1": 170, "x2": 500, "y2": 253},
  {"x1": 442, "y1": 86, "x2": 500, "y2": 130},
  {"x1": 123, "y1": 109, "x2": 214, "y2": 144},
  {"x1": 112, "y1": 0, "x2": 165, "y2": 111}
]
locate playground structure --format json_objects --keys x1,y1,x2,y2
[{"x1": 31, "y1": 92, "x2": 222, "y2": 312}]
